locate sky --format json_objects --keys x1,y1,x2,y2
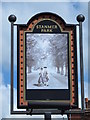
[{"x1": 0, "y1": 1, "x2": 89, "y2": 119}]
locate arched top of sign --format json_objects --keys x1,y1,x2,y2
[
  {"x1": 27, "y1": 12, "x2": 66, "y2": 26},
  {"x1": 18, "y1": 12, "x2": 76, "y2": 33},
  {"x1": 26, "y1": 12, "x2": 68, "y2": 33}
]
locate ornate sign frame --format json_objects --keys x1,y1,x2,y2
[{"x1": 17, "y1": 12, "x2": 78, "y2": 109}]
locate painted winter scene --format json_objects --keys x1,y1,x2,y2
[{"x1": 26, "y1": 33, "x2": 68, "y2": 89}]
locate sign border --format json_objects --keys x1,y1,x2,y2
[{"x1": 17, "y1": 12, "x2": 78, "y2": 109}]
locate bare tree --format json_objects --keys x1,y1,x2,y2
[
  {"x1": 26, "y1": 34, "x2": 38, "y2": 73},
  {"x1": 49, "y1": 34, "x2": 68, "y2": 75}
]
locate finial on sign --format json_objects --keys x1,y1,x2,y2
[
  {"x1": 8, "y1": 14, "x2": 17, "y2": 23},
  {"x1": 77, "y1": 14, "x2": 85, "y2": 22}
]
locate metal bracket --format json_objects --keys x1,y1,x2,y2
[
  {"x1": 8, "y1": 14, "x2": 85, "y2": 119},
  {"x1": 45, "y1": 112, "x2": 51, "y2": 120}
]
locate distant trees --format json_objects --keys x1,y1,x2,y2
[
  {"x1": 27, "y1": 35, "x2": 36, "y2": 73},
  {"x1": 26, "y1": 34, "x2": 41, "y2": 73},
  {"x1": 26, "y1": 34, "x2": 50, "y2": 73},
  {"x1": 26, "y1": 34, "x2": 68, "y2": 76},
  {"x1": 49, "y1": 34, "x2": 68, "y2": 76}
]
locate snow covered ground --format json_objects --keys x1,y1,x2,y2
[{"x1": 27, "y1": 71, "x2": 68, "y2": 89}]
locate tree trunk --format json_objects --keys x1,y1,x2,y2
[
  {"x1": 61, "y1": 66, "x2": 64, "y2": 75},
  {"x1": 57, "y1": 67, "x2": 60, "y2": 73},
  {"x1": 65, "y1": 65, "x2": 68, "y2": 76},
  {"x1": 28, "y1": 66, "x2": 32, "y2": 73}
]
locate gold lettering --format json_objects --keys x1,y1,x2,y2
[
  {"x1": 36, "y1": 25, "x2": 39, "y2": 29},
  {"x1": 35, "y1": 24, "x2": 58, "y2": 32},
  {"x1": 41, "y1": 29, "x2": 53, "y2": 32},
  {"x1": 50, "y1": 29, "x2": 52, "y2": 32},
  {"x1": 36, "y1": 25, "x2": 58, "y2": 29},
  {"x1": 41, "y1": 29, "x2": 44, "y2": 32},
  {"x1": 44, "y1": 25, "x2": 47, "y2": 29},
  {"x1": 47, "y1": 29, "x2": 49, "y2": 32},
  {"x1": 55, "y1": 25, "x2": 57, "y2": 29},
  {"x1": 47, "y1": 25, "x2": 51, "y2": 29}
]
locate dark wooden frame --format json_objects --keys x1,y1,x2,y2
[{"x1": 17, "y1": 12, "x2": 78, "y2": 109}]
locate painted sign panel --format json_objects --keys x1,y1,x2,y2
[{"x1": 26, "y1": 33, "x2": 68, "y2": 90}]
